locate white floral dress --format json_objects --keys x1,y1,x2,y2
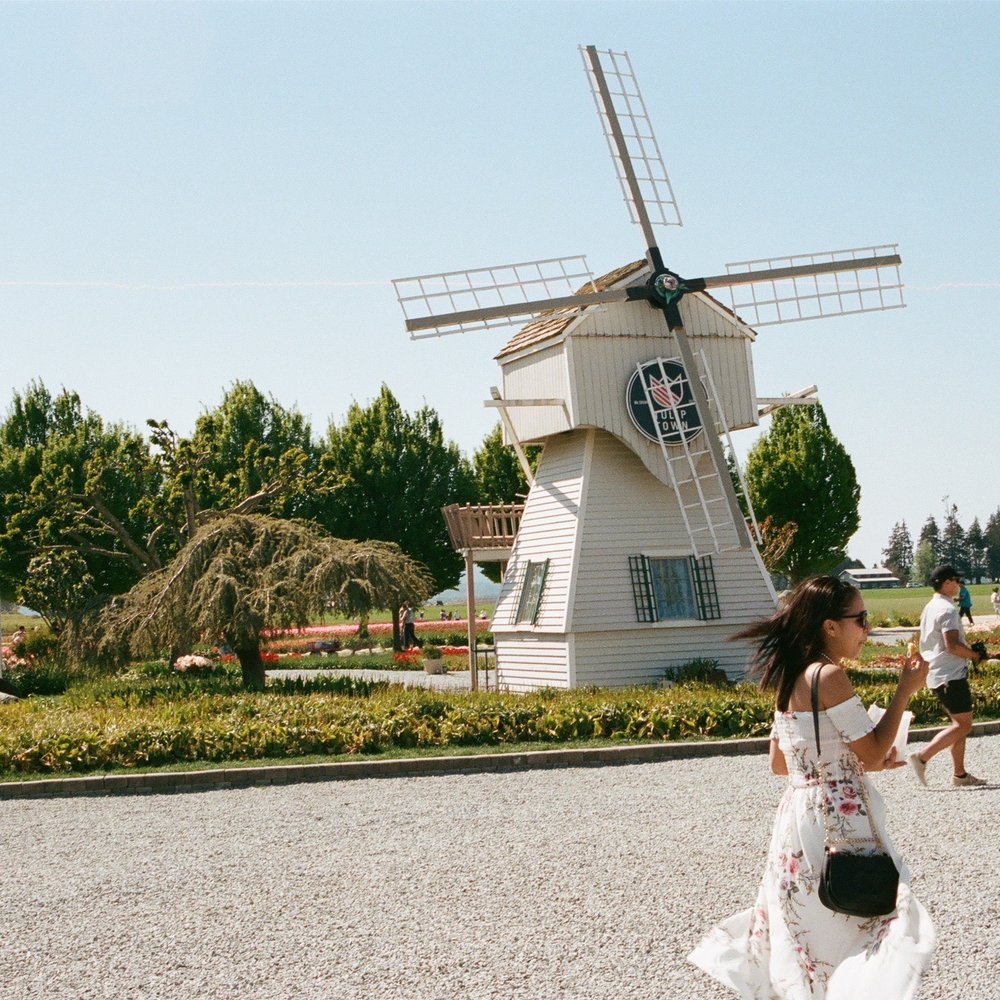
[{"x1": 689, "y1": 695, "x2": 936, "y2": 999}]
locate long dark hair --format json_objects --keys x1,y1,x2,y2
[{"x1": 733, "y1": 576, "x2": 859, "y2": 711}]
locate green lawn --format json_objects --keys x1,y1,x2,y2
[{"x1": 862, "y1": 583, "x2": 998, "y2": 626}]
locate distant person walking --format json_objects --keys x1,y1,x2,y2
[
  {"x1": 958, "y1": 581, "x2": 974, "y2": 625},
  {"x1": 910, "y1": 565, "x2": 987, "y2": 787},
  {"x1": 399, "y1": 601, "x2": 420, "y2": 649},
  {"x1": 991, "y1": 587, "x2": 1000, "y2": 620}
]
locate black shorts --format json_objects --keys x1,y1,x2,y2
[{"x1": 931, "y1": 677, "x2": 973, "y2": 715}]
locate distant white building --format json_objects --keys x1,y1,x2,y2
[{"x1": 839, "y1": 567, "x2": 901, "y2": 590}]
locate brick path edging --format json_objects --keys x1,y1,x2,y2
[{"x1": 3, "y1": 720, "x2": 999, "y2": 801}]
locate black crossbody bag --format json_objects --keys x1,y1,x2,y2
[{"x1": 811, "y1": 665, "x2": 900, "y2": 918}]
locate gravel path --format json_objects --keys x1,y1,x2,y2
[{"x1": 2, "y1": 737, "x2": 998, "y2": 999}]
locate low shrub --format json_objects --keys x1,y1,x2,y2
[
  {"x1": 2, "y1": 658, "x2": 75, "y2": 697},
  {"x1": 662, "y1": 658, "x2": 730, "y2": 687},
  {"x1": 21, "y1": 631, "x2": 61, "y2": 660},
  {"x1": 3, "y1": 660, "x2": 1000, "y2": 779}
]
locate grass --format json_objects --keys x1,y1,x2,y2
[{"x1": 861, "y1": 583, "x2": 998, "y2": 626}]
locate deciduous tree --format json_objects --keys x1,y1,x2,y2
[
  {"x1": 320, "y1": 386, "x2": 475, "y2": 645},
  {"x1": 102, "y1": 514, "x2": 433, "y2": 689},
  {"x1": 0, "y1": 382, "x2": 162, "y2": 627},
  {"x1": 471, "y1": 423, "x2": 541, "y2": 584},
  {"x1": 912, "y1": 538, "x2": 936, "y2": 586},
  {"x1": 744, "y1": 404, "x2": 860, "y2": 583},
  {"x1": 917, "y1": 517, "x2": 941, "y2": 564}
]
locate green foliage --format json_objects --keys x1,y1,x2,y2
[
  {"x1": 20, "y1": 630, "x2": 60, "y2": 660},
  {"x1": 7, "y1": 658, "x2": 1000, "y2": 778},
  {"x1": 0, "y1": 381, "x2": 162, "y2": 622},
  {"x1": 917, "y1": 516, "x2": 940, "y2": 564},
  {"x1": 986, "y1": 509, "x2": 1000, "y2": 580},
  {"x1": 101, "y1": 513, "x2": 434, "y2": 689},
  {"x1": 422, "y1": 645, "x2": 443, "y2": 659},
  {"x1": 2, "y1": 658, "x2": 74, "y2": 697},
  {"x1": 912, "y1": 539, "x2": 936, "y2": 587},
  {"x1": 662, "y1": 658, "x2": 730, "y2": 687},
  {"x1": 881, "y1": 520, "x2": 913, "y2": 583},
  {"x1": 940, "y1": 504, "x2": 967, "y2": 576},
  {"x1": 472, "y1": 423, "x2": 541, "y2": 584},
  {"x1": 320, "y1": 386, "x2": 476, "y2": 599},
  {"x1": 745, "y1": 403, "x2": 860, "y2": 582}
]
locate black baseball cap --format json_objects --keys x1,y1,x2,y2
[{"x1": 930, "y1": 565, "x2": 960, "y2": 589}]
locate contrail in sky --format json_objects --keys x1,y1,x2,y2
[
  {"x1": 0, "y1": 280, "x2": 391, "y2": 290},
  {"x1": 0, "y1": 279, "x2": 996, "y2": 291}
]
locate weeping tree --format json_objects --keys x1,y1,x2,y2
[{"x1": 101, "y1": 513, "x2": 434, "y2": 689}]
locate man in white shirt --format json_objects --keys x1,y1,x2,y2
[{"x1": 909, "y1": 564, "x2": 986, "y2": 787}]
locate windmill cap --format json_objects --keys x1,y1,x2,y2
[{"x1": 930, "y1": 565, "x2": 960, "y2": 588}]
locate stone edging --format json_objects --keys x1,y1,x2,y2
[{"x1": 3, "y1": 720, "x2": 999, "y2": 801}]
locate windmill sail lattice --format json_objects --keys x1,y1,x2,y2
[
  {"x1": 393, "y1": 42, "x2": 905, "y2": 559},
  {"x1": 581, "y1": 46, "x2": 682, "y2": 232},
  {"x1": 723, "y1": 245, "x2": 904, "y2": 327}
]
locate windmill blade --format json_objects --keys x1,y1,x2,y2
[
  {"x1": 393, "y1": 256, "x2": 631, "y2": 338},
  {"x1": 581, "y1": 45, "x2": 681, "y2": 247},
  {"x1": 712, "y1": 245, "x2": 904, "y2": 328}
]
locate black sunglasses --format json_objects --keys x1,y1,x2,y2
[{"x1": 840, "y1": 610, "x2": 870, "y2": 629}]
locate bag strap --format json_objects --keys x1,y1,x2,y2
[
  {"x1": 810, "y1": 662, "x2": 824, "y2": 757},
  {"x1": 811, "y1": 661, "x2": 888, "y2": 853}
]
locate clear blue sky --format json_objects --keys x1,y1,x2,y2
[{"x1": 2, "y1": 1, "x2": 998, "y2": 568}]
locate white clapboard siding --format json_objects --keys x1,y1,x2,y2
[
  {"x1": 500, "y1": 342, "x2": 573, "y2": 443},
  {"x1": 572, "y1": 626, "x2": 758, "y2": 686},
  {"x1": 499, "y1": 292, "x2": 757, "y2": 446},
  {"x1": 492, "y1": 432, "x2": 586, "y2": 637},
  {"x1": 570, "y1": 430, "x2": 770, "y2": 633},
  {"x1": 494, "y1": 637, "x2": 571, "y2": 692}
]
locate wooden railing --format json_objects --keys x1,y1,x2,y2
[{"x1": 442, "y1": 503, "x2": 524, "y2": 552}]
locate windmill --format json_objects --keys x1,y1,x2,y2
[{"x1": 392, "y1": 46, "x2": 904, "y2": 690}]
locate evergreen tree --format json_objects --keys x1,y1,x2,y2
[
  {"x1": 881, "y1": 520, "x2": 914, "y2": 582},
  {"x1": 965, "y1": 518, "x2": 987, "y2": 583},
  {"x1": 744, "y1": 403, "x2": 860, "y2": 582},
  {"x1": 940, "y1": 505, "x2": 967, "y2": 575},
  {"x1": 985, "y1": 508, "x2": 1000, "y2": 581}
]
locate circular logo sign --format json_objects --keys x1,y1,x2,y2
[{"x1": 625, "y1": 358, "x2": 704, "y2": 446}]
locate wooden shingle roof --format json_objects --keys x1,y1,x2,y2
[{"x1": 494, "y1": 260, "x2": 648, "y2": 360}]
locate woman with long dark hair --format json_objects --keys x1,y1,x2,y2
[{"x1": 689, "y1": 576, "x2": 936, "y2": 999}]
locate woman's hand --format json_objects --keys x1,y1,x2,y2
[
  {"x1": 898, "y1": 653, "x2": 928, "y2": 698},
  {"x1": 881, "y1": 746, "x2": 906, "y2": 770}
]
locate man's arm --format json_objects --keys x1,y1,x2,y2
[{"x1": 943, "y1": 628, "x2": 982, "y2": 664}]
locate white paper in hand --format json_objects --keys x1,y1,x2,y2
[{"x1": 867, "y1": 703, "x2": 913, "y2": 760}]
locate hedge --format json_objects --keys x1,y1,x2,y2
[{"x1": 3, "y1": 659, "x2": 1000, "y2": 778}]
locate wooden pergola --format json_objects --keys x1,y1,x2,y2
[{"x1": 441, "y1": 503, "x2": 523, "y2": 689}]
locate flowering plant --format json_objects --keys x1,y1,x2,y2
[{"x1": 173, "y1": 655, "x2": 215, "y2": 673}]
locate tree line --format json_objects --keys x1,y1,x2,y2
[
  {"x1": 881, "y1": 506, "x2": 1000, "y2": 585},
  {"x1": 0, "y1": 379, "x2": 532, "y2": 683},
  {"x1": 1, "y1": 381, "x2": 867, "y2": 678}
]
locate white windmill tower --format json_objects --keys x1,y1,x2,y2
[{"x1": 393, "y1": 46, "x2": 904, "y2": 691}]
